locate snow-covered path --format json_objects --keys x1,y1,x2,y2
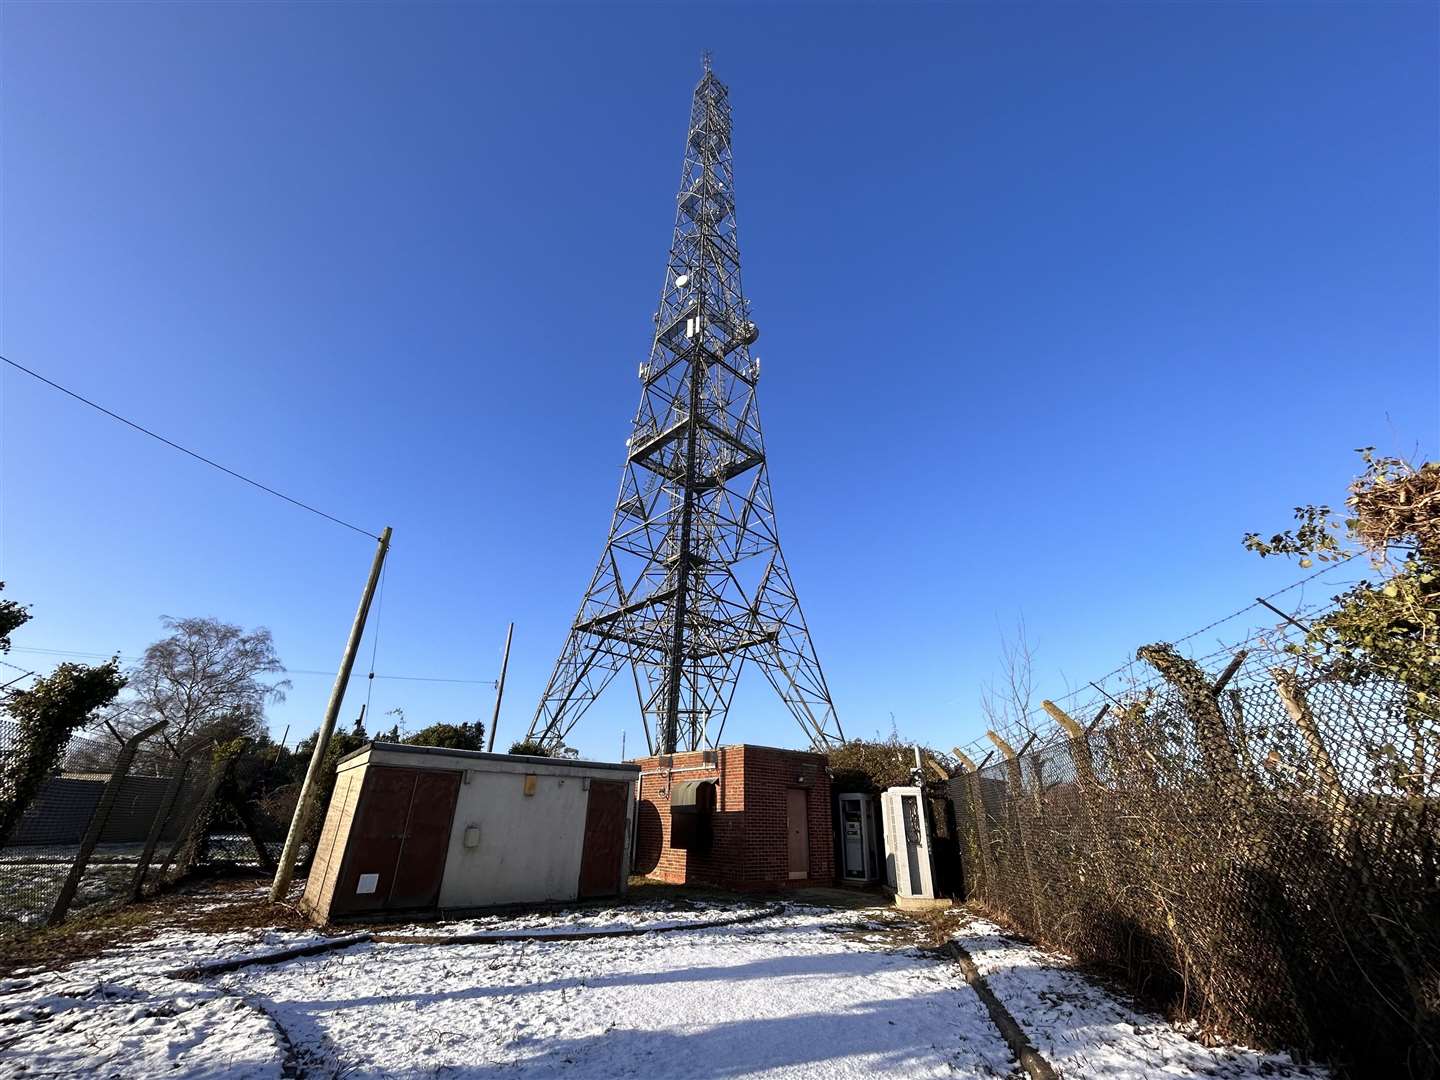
[
  {"x1": 0, "y1": 897, "x2": 1331, "y2": 1079},
  {"x1": 222, "y1": 908, "x2": 1017, "y2": 1079}
]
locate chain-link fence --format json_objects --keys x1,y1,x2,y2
[
  {"x1": 950, "y1": 666, "x2": 1439, "y2": 1075},
  {"x1": 0, "y1": 719, "x2": 259, "y2": 932},
  {"x1": 200, "y1": 749, "x2": 291, "y2": 870}
]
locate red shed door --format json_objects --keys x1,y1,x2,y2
[
  {"x1": 578, "y1": 780, "x2": 629, "y2": 898},
  {"x1": 390, "y1": 770, "x2": 461, "y2": 909},
  {"x1": 334, "y1": 766, "x2": 460, "y2": 915},
  {"x1": 334, "y1": 766, "x2": 416, "y2": 915}
]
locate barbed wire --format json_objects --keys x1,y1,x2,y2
[
  {"x1": 1049, "y1": 553, "x2": 1361, "y2": 706},
  {"x1": 953, "y1": 554, "x2": 1365, "y2": 761}
]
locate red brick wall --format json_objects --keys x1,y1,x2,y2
[
  {"x1": 631, "y1": 744, "x2": 833, "y2": 891},
  {"x1": 742, "y1": 747, "x2": 834, "y2": 888}
]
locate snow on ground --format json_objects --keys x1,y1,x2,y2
[
  {"x1": 0, "y1": 924, "x2": 334, "y2": 1079},
  {"x1": 0, "y1": 897, "x2": 1334, "y2": 1080},
  {"x1": 951, "y1": 914, "x2": 1327, "y2": 1080},
  {"x1": 221, "y1": 905, "x2": 1017, "y2": 1079},
  {"x1": 382, "y1": 897, "x2": 770, "y2": 939},
  {"x1": 0, "y1": 968, "x2": 285, "y2": 1079}
]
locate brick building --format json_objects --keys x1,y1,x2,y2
[{"x1": 631, "y1": 744, "x2": 833, "y2": 890}]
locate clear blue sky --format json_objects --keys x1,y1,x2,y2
[{"x1": 2, "y1": 2, "x2": 1435, "y2": 761}]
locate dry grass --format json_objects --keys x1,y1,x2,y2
[
  {"x1": 0, "y1": 874, "x2": 312, "y2": 977},
  {"x1": 0, "y1": 873, "x2": 808, "y2": 977}
]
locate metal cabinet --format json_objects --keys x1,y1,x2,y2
[{"x1": 835, "y1": 792, "x2": 880, "y2": 885}]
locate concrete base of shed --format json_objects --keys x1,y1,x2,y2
[{"x1": 893, "y1": 895, "x2": 953, "y2": 911}]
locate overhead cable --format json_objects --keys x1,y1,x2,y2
[{"x1": 1, "y1": 353, "x2": 379, "y2": 541}]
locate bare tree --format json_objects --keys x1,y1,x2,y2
[
  {"x1": 126, "y1": 616, "x2": 289, "y2": 752},
  {"x1": 980, "y1": 617, "x2": 1038, "y2": 747}
]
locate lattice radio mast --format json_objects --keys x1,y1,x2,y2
[{"x1": 528, "y1": 59, "x2": 843, "y2": 756}]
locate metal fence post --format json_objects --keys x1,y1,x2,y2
[{"x1": 46, "y1": 720, "x2": 166, "y2": 926}]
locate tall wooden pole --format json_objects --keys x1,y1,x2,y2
[
  {"x1": 486, "y1": 621, "x2": 514, "y2": 753},
  {"x1": 269, "y1": 525, "x2": 392, "y2": 902}
]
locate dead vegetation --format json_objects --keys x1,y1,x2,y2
[
  {"x1": 0, "y1": 873, "x2": 793, "y2": 978},
  {"x1": 0, "y1": 875, "x2": 312, "y2": 977},
  {"x1": 954, "y1": 672, "x2": 1440, "y2": 1078},
  {"x1": 1349, "y1": 454, "x2": 1440, "y2": 559}
]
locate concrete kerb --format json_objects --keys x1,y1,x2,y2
[{"x1": 171, "y1": 904, "x2": 785, "y2": 980}]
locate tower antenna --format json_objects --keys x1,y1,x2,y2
[{"x1": 529, "y1": 64, "x2": 843, "y2": 756}]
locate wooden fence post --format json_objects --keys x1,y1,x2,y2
[
  {"x1": 988, "y1": 730, "x2": 1046, "y2": 936},
  {"x1": 160, "y1": 746, "x2": 237, "y2": 879},
  {"x1": 128, "y1": 742, "x2": 210, "y2": 902},
  {"x1": 47, "y1": 720, "x2": 166, "y2": 926}
]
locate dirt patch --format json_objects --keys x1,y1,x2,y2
[
  {"x1": 897, "y1": 906, "x2": 968, "y2": 947},
  {"x1": 0, "y1": 875, "x2": 316, "y2": 977},
  {"x1": 0, "y1": 875, "x2": 773, "y2": 977},
  {"x1": 623, "y1": 876, "x2": 761, "y2": 907},
  {"x1": 830, "y1": 904, "x2": 1033, "y2": 957},
  {"x1": 786, "y1": 884, "x2": 890, "y2": 910}
]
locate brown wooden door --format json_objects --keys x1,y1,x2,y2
[
  {"x1": 335, "y1": 766, "x2": 416, "y2": 915},
  {"x1": 787, "y1": 788, "x2": 809, "y2": 880},
  {"x1": 390, "y1": 770, "x2": 461, "y2": 909},
  {"x1": 577, "y1": 780, "x2": 629, "y2": 898},
  {"x1": 334, "y1": 766, "x2": 460, "y2": 915}
]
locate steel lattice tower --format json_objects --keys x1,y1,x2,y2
[{"x1": 529, "y1": 58, "x2": 843, "y2": 756}]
